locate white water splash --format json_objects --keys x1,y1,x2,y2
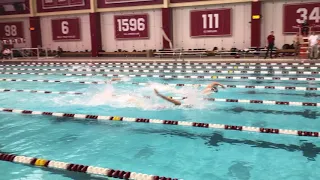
[{"x1": 51, "y1": 81, "x2": 212, "y2": 110}]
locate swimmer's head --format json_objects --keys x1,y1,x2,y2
[{"x1": 211, "y1": 87, "x2": 218, "y2": 93}]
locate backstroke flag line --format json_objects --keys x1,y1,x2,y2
[{"x1": 161, "y1": 27, "x2": 173, "y2": 49}]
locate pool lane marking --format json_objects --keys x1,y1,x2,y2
[
  {"x1": 0, "y1": 152, "x2": 177, "y2": 180},
  {"x1": 0, "y1": 78, "x2": 318, "y2": 91},
  {"x1": 0, "y1": 107, "x2": 319, "y2": 138},
  {"x1": 1, "y1": 67, "x2": 320, "y2": 75},
  {"x1": 0, "y1": 89, "x2": 83, "y2": 95},
  {"x1": 1, "y1": 88, "x2": 319, "y2": 107},
  {"x1": 1, "y1": 72, "x2": 319, "y2": 81},
  {"x1": 21, "y1": 62, "x2": 320, "y2": 66},
  {"x1": 4, "y1": 64, "x2": 320, "y2": 70}
]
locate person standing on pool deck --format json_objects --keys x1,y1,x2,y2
[
  {"x1": 294, "y1": 32, "x2": 304, "y2": 57},
  {"x1": 265, "y1": 31, "x2": 275, "y2": 59},
  {"x1": 308, "y1": 31, "x2": 319, "y2": 60}
]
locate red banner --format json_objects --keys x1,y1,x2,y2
[
  {"x1": 114, "y1": 14, "x2": 149, "y2": 39},
  {"x1": 283, "y1": 2, "x2": 320, "y2": 34},
  {"x1": 0, "y1": 22, "x2": 24, "y2": 40},
  {"x1": 190, "y1": 8, "x2": 232, "y2": 37},
  {"x1": 42, "y1": 0, "x2": 85, "y2": 9},
  {"x1": 105, "y1": 0, "x2": 152, "y2": 4},
  {"x1": 51, "y1": 18, "x2": 81, "y2": 41}
]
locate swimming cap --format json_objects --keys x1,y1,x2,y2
[{"x1": 211, "y1": 87, "x2": 218, "y2": 93}]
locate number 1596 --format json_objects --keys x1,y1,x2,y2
[{"x1": 117, "y1": 18, "x2": 145, "y2": 32}]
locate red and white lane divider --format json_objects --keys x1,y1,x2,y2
[
  {"x1": 133, "y1": 82, "x2": 320, "y2": 91},
  {"x1": 20, "y1": 62, "x2": 320, "y2": 66},
  {"x1": 172, "y1": 97, "x2": 320, "y2": 107},
  {"x1": 2, "y1": 67, "x2": 320, "y2": 75},
  {"x1": 0, "y1": 67, "x2": 68, "y2": 71},
  {"x1": 0, "y1": 72, "x2": 55, "y2": 75},
  {"x1": 0, "y1": 152, "x2": 177, "y2": 180},
  {"x1": 61, "y1": 73, "x2": 320, "y2": 81},
  {"x1": 4, "y1": 64, "x2": 320, "y2": 70},
  {"x1": 4, "y1": 71, "x2": 320, "y2": 81},
  {"x1": 0, "y1": 108, "x2": 319, "y2": 138},
  {"x1": 1, "y1": 88, "x2": 318, "y2": 107},
  {"x1": 0, "y1": 78, "x2": 318, "y2": 92},
  {"x1": 0, "y1": 78, "x2": 106, "y2": 84},
  {"x1": 0, "y1": 89, "x2": 83, "y2": 95}
]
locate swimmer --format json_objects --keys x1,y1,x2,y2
[
  {"x1": 154, "y1": 89, "x2": 181, "y2": 105},
  {"x1": 202, "y1": 82, "x2": 225, "y2": 94},
  {"x1": 106, "y1": 78, "x2": 122, "y2": 84},
  {"x1": 110, "y1": 78, "x2": 122, "y2": 81}
]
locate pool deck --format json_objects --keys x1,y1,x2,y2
[{"x1": 0, "y1": 57, "x2": 317, "y2": 63}]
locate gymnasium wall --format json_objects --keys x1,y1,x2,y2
[
  {"x1": 261, "y1": 0, "x2": 318, "y2": 48},
  {"x1": 172, "y1": 2, "x2": 252, "y2": 50},
  {"x1": 100, "y1": 9, "x2": 163, "y2": 52},
  {"x1": 40, "y1": 14, "x2": 91, "y2": 52},
  {"x1": 0, "y1": 18, "x2": 31, "y2": 48}
]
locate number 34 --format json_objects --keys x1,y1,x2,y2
[{"x1": 296, "y1": 7, "x2": 320, "y2": 24}]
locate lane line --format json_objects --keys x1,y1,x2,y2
[
  {"x1": 20, "y1": 62, "x2": 320, "y2": 66},
  {"x1": 0, "y1": 107, "x2": 319, "y2": 138},
  {"x1": 0, "y1": 152, "x2": 177, "y2": 180},
  {"x1": 1, "y1": 67, "x2": 320, "y2": 75},
  {"x1": 0, "y1": 78, "x2": 318, "y2": 91},
  {"x1": 3, "y1": 64, "x2": 320, "y2": 70},
  {"x1": 1, "y1": 72, "x2": 319, "y2": 82},
  {"x1": 1, "y1": 88, "x2": 318, "y2": 107}
]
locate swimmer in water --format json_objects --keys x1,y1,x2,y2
[
  {"x1": 111, "y1": 78, "x2": 122, "y2": 81},
  {"x1": 154, "y1": 89, "x2": 182, "y2": 105},
  {"x1": 202, "y1": 82, "x2": 225, "y2": 94},
  {"x1": 106, "y1": 78, "x2": 122, "y2": 84}
]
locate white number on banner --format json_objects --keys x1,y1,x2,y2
[
  {"x1": 4, "y1": 25, "x2": 17, "y2": 37},
  {"x1": 296, "y1": 7, "x2": 320, "y2": 24},
  {"x1": 117, "y1": 18, "x2": 145, "y2": 32},
  {"x1": 61, "y1": 21, "x2": 69, "y2": 34},
  {"x1": 202, "y1": 14, "x2": 219, "y2": 29},
  {"x1": 309, "y1": 7, "x2": 320, "y2": 23}
]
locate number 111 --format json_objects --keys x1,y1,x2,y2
[{"x1": 202, "y1": 14, "x2": 219, "y2": 29}]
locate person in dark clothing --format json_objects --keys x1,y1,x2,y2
[
  {"x1": 265, "y1": 31, "x2": 275, "y2": 59},
  {"x1": 56, "y1": 46, "x2": 63, "y2": 58},
  {"x1": 302, "y1": 20, "x2": 309, "y2": 36}
]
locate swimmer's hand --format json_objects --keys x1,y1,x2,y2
[{"x1": 154, "y1": 89, "x2": 160, "y2": 96}]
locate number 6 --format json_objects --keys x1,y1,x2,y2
[
  {"x1": 137, "y1": 18, "x2": 145, "y2": 31},
  {"x1": 61, "y1": 21, "x2": 69, "y2": 34}
]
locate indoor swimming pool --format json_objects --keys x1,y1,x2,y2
[{"x1": 0, "y1": 61, "x2": 319, "y2": 180}]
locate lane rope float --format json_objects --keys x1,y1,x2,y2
[
  {"x1": 0, "y1": 107, "x2": 319, "y2": 138},
  {"x1": 132, "y1": 82, "x2": 320, "y2": 91},
  {"x1": 20, "y1": 62, "x2": 320, "y2": 66},
  {"x1": 4, "y1": 64, "x2": 320, "y2": 70},
  {"x1": 1, "y1": 88, "x2": 319, "y2": 107},
  {"x1": 0, "y1": 88, "x2": 83, "y2": 95},
  {"x1": 0, "y1": 78, "x2": 318, "y2": 92},
  {"x1": 2, "y1": 71, "x2": 319, "y2": 81},
  {"x1": 2, "y1": 67, "x2": 320, "y2": 75},
  {"x1": 0, "y1": 152, "x2": 177, "y2": 180}
]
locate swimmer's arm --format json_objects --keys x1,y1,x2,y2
[
  {"x1": 211, "y1": 82, "x2": 225, "y2": 89},
  {"x1": 217, "y1": 83, "x2": 226, "y2": 88},
  {"x1": 111, "y1": 78, "x2": 121, "y2": 81},
  {"x1": 154, "y1": 89, "x2": 181, "y2": 105}
]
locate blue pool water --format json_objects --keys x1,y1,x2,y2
[{"x1": 0, "y1": 62, "x2": 320, "y2": 180}]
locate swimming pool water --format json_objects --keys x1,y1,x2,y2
[{"x1": 0, "y1": 62, "x2": 320, "y2": 180}]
